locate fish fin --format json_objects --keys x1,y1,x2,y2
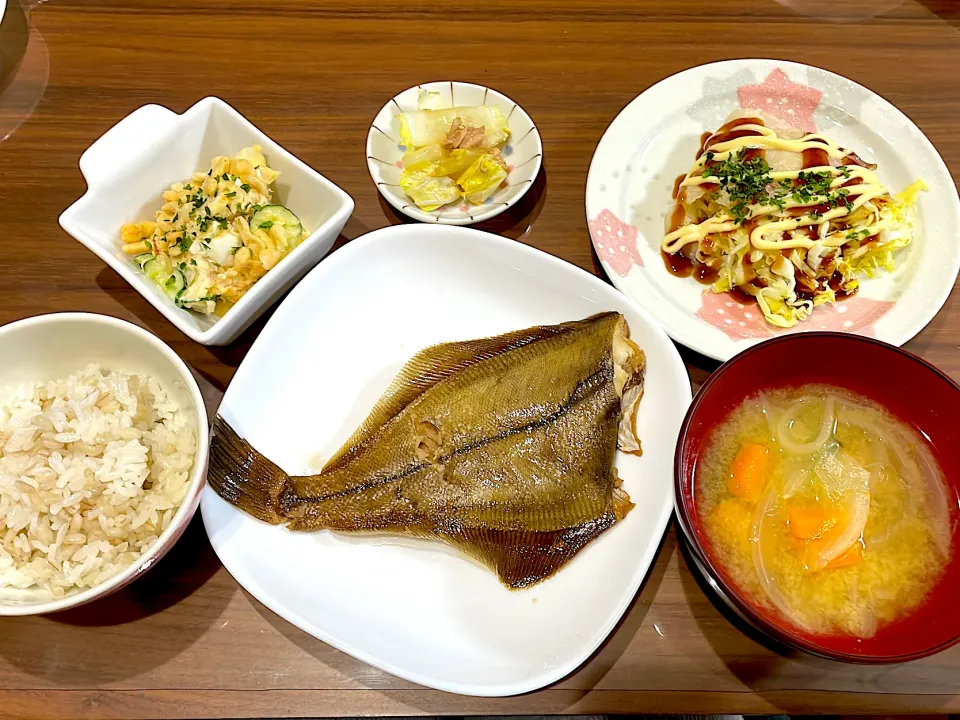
[
  {"x1": 323, "y1": 313, "x2": 619, "y2": 472},
  {"x1": 440, "y1": 491, "x2": 632, "y2": 589},
  {"x1": 441, "y1": 517, "x2": 615, "y2": 589},
  {"x1": 208, "y1": 415, "x2": 290, "y2": 524}
]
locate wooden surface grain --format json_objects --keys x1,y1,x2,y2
[{"x1": 1, "y1": 0, "x2": 959, "y2": 717}]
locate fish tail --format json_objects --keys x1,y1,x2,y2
[{"x1": 208, "y1": 415, "x2": 290, "y2": 524}]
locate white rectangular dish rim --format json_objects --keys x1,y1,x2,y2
[{"x1": 59, "y1": 96, "x2": 354, "y2": 346}]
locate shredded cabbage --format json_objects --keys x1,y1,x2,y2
[{"x1": 663, "y1": 112, "x2": 926, "y2": 328}]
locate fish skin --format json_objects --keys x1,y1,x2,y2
[{"x1": 208, "y1": 312, "x2": 643, "y2": 588}]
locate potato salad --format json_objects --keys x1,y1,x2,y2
[{"x1": 120, "y1": 145, "x2": 306, "y2": 316}]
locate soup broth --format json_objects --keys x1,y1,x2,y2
[{"x1": 697, "y1": 385, "x2": 953, "y2": 639}]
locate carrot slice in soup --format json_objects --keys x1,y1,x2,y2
[
  {"x1": 728, "y1": 443, "x2": 769, "y2": 504},
  {"x1": 787, "y1": 505, "x2": 835, "y2": 540}
]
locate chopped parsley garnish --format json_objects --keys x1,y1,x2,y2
[
  {"x1": 846, "y1": 229, "x2": 871, "y2": 241},
  {"x1": 199, "y1": 218, "x2": 211, "y2": 232},
  {"x1": 218, "y1": 218, "x2": 229, "y2": 230},
  {"x1": 183, "y1": 184, "x2": 193, "y2": 190},
  {"x1": 240, "y1": 183, "x2": 251, "y2": 193},
  {"x1": 702, "y1": 148, "x2": 774, "y2": 223},
  {"x1": 791, "y1": 170, "x2": 834, "y2": 203},
  {"x1": 176, "y1": 236, "x2": 191, "y2": 252},
  {"x1": 699, "y1": 149, "x2": 861, "y2": 225},
  {"x1": 190, "y1": 258, "x2": 197, "y2": 266},
  {"x1": 225, "y1": 191, "x2": 236, "y2": 198},
  {"x1": 258, "y1": 220, "x2": 274, "y2": 230}
]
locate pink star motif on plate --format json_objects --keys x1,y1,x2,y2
[
  {"x1": 696, "y1": 291, "x2": 772, "y2": 340},
  {"x1": 738, "y1": 68, "x2": 822, "y2": 133},
  {"x1": 589, "y1": 209, "x2": 642, "y2": 277},
  {"x1": 697, "y1": 290, "x2": 894, "y2": 341}
]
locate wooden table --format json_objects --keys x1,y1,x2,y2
[{"x1": 1, "y1": 0, "x2": 959, "y2": 717}]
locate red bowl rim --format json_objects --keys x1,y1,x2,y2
[{"x1": 674, "y1": 330, "x2": 960, "y2": 664}]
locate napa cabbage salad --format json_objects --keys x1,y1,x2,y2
[
  {"x1": 662, "y1": 110, "x2": 925, "y2": 328},
  {"x1": 397, "y1": 90, "x2": 511, "y2": 212}
]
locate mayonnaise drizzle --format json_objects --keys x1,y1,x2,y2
[{"x1": 662, "y1": 126, "x2": 891, "y2": 255}]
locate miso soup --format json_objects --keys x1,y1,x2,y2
[{"x1": 697, "y1": 385, "x2": 953, "y2": 638}]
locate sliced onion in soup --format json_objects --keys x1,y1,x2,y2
[
  {"x1": 805, "y1": 446, "x2": 871, "y2": 570},
  {"x1": 777, "y1": 396, "x2": 836, "y2": 456},
  {"x1": 751, "y1": 478, "x2": 816, "y2": 633}
]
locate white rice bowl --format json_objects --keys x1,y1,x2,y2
[{"x1": 0, "y1": 363, "x2": 197, "y2": 601}]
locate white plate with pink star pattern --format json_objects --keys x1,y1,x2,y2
[{"x1": 585, "y1": 58, "x2": 960, "y2": 361}]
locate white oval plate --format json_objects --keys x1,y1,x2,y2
[
  {"x1": 366, "y1": 81, "x2": 542, "y2": 225},
  {"x1": 201, "y1": 224, "x2": 690, "y2": 696},
  {"x1": 586, "y1": 59, "x2": 960, "y2": 361}
]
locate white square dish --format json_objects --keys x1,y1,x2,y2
[
  {"x1": 201, "y1": 224, "x2": 692, "y2": 696},
  {"x1": 59, "y1": 97, "x2": 354, "y2": 346}
]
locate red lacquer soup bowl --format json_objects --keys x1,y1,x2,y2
[{"x1": 675, "y1": 332, "x2": 960, "y2": 662}]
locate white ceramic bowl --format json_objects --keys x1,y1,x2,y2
[
  {"x1": 0, "y1": 312, "x2": 209, "y2": 615},
  {"x1": 366, "y1": 81, "x2": 542, "y2": 225},
  {"x1": 202, "y1": 224, "x2": 691, "y2": 696},
  {"x1": 59, "y1": 97, "x2": 355, "y2": 346}
]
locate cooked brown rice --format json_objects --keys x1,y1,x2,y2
[{"x1": 0, "y1": 363, "x2": 196, "y2": 601}]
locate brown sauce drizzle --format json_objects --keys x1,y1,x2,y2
[
  {"x1": 695, "y1": 264, "x2": 719, "y2": 284},
  {"x1": 696, "y1": 116, "x2": 766, "y2": 159},
  {"x1": 802, "y1": 147, "x2": 829, "y2": 169},
  {"x1": 697, "y1": 131, "x2": 713, "y2": 158},
  {"x1": 662, "y1": 249, "x2": 720, "y2": 285},
  {"x1": 668, "y1": 202, "x2": 686, "y2": 234},
  {"x1": 728, "y1": 287, "x2": 755, "y2": 305},
  {"x1": 662, "y1": 249, "x2": 694, "y2": 277}
]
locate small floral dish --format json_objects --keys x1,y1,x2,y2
[
  {"x1": 366, "y1": 81, "x2": 542, "y2": 225},
  {"x1": 59, "y1": 97, "x2": 354, "y2": 346},
  {"x1": 586, "y1": 59, "x2": 960, "y2": 361}
]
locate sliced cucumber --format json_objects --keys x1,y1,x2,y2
[
  {"x1": 162, "y1": 268, "x2": 186, "y2": 302},
  {"x1": 251, "y1": 205, "x2": 304, "y2": 249},
  {"x1": 141, "y1": 256, "x2": 169, "y2": 283},
  {"x1": 134, "y1": 253, "x2": 153, "y2": 271}
]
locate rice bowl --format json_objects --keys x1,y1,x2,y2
[
  {"x1": 0, "y1": 313, "x2": 208, "y2": 614},
  {"x1": 0, "y1": 364, "x2": 197, "y2": 600}
]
